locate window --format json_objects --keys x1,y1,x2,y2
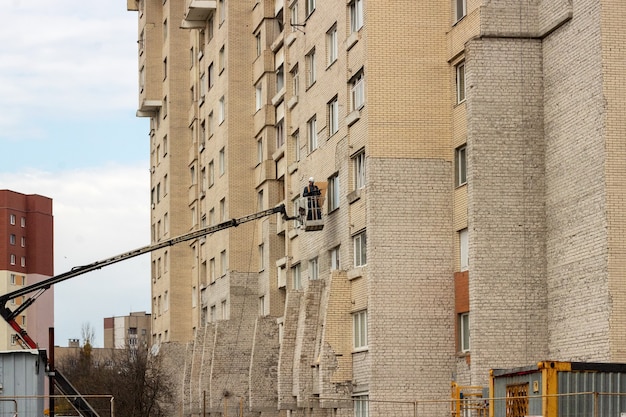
[
  {"x1": 221, "y1": 300, "x2": 227, "y2": 319},
  {"x1": 219, "y1": 45, "x2": 225, "y2": 73},
  {"x1": 20, "y1": 257, "x2": 25, "y2": 267},
  {"x1": 354, "y1": 150, "x2": 366, "y2": 189},
  {"x1": 220, "y1": 250, "x2": 227, "y2": 276},
  {"x1": 353, "y1": 231, "x2": 367, "y2": 267},
  {"x1": 20, "y1": 237, "x2": 25, "y2": 247},
  {"x1": 163, "y1": 18, "x2": 168, "y2": 40},
  {"x1": 291, "y1": 65, "x2": 300, "y2": 96},
  {"x1": 259, "y1": 243, "x2": 265, "y2": 271},
  {"x1": 353, "y1": 310, "x2": 367, "y2": 349},
  {"x1": 305, "y1": 49, "x2": 316, "y2": 87},
  {"x1": 290, "y1": 1, "x2": 299, "y2": 31},
  {"x1": 328, "y1": 173, "x2": 339, "y2": 211},
  {"x1": 455, "y1": 145, "x2": 467, "y2": 186},
  {"x1": 293, "y1": 196, "x2": 302, "y2": 227},
  {"x1": 293, "y1": 130, "x2": 301, "y2": 162},
  {"x1": 255, "y1": 82, "x2": 263, "y2": 111},
  {"x1": 220, "y1": 198, "x2": 226, "y2": 221},
  {"x1": 210, "y1": 258, "x2": 216, "y2": 282},
  {"x1": 163, "y1": 57, "x2": 167, "y2": 80},
  {"x1": 255, "y1": 31, "x2": 262, "y2": 57},
  {"x1": 276, "y1": 119, "x2": 285, "y2": 148},
  {"x1": 208, "y1": 160, "x2": 215, "y2": 186},
  {"x1": 257, "y1": 137, "x2": 263, "y2": 164},
  {"x1": 354, "y1": 394, "x2": 369, "y2": 417},
  {"x1": 305, "y1": 0, "x2": 315, "y2": 17},
  {"x1": 164, "y1": 291, "x2": 169, "y2": 312},
  {"x1": 456, "y1": 61, "x2": 466, "y2": 103},
  {"x1": 9, "y1": 234, "x2": 15, "y2": 245},
  {"x1": 459, "y1": 228, "x2": 468, "y2": 271},
  {"x1": 10, "y1": 254, "x2": 15, "y2": 265},
  {"x1": 219, "y1": 0, "x2": 225, "y2": 23},
  {"x1": 307, "y1": 116, "x2": 317, "y2": 152},
  {"x1": 259, "y1": 296, "x2": 266, "y2": 316},
  {"x1": 455, "y1": 0, "x2": 467, "y2": 22},
  {"x1": 350, "y1": 0, "x2": 364, "y2": 33},
  {"x1": 330, "y1": 246, "x2": 340, "y2": 270},
  {"x1": 351, "y1": 71, "x2": 365, "y2": 110},
  {"x1": 209, "y1": 208, "x2": 215, "y2": 225},
  {"x1": 326, "y1": 25, "x2": 338, "y2": 65},
  {"x1": 192, "y1": 287, "x2": 197, "y2": 308},
  {"x1": 309, "y1": 257, "x2": 319, "y2": 280},
  {"x1": 9, "y1": 214, "x2": 15, "y2": 225},
  {"x1": 258, "y1": 189, "x2": 264, "y2": 211},
  {"x1": 292, "y1": 263, "x2": 302, "y2": 289},
  {"x1": 208, "y1": 15, "x2": 214, "y2": 39},
  {"x1": 210, "y1": 305, "x2": 216, "y2": 322},
  {"x1": 190, "y1": 165, "x2": 196, "y2": 185},
  {"x1": 219, "y1": 96, "x2": 225, "y2": 123},
  {"x1": 208, "y1": 111, "x2": 214, "y2": 135},
  {"x1": 208, "y1": 62, "x2": 215, "y2": 89},
  {"x1": 459, "y1": 312, "x2": 470, "y2": 352},
  {"x1": 163, "y1": 136, "x2": 168, "y2": 156},
  {"x1": 328, "y1": 96, "x2": 339, "y2": 136},
  {"x1": 219, "y1": 148, "x2": 225, "y2": 175},
  {"x1": 276, "y1": 64, "x2": 285, "y2": 91}
]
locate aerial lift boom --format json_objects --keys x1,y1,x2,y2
[{"x1": 0, "y1": 204, "x2": 290, "y2": 417}]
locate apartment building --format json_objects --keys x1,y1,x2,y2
[
  {"x1": 103, "y1": 311, "x2": 151, "y2": 350},
  {"x1": 0, "y1": 190, "x2": 53, "y2": 351},
  {"x1": 127, "y1": 0, "x2": 626, "y2": 416}
]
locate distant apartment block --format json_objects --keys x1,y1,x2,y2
[
  {"x1": 103, "y1": 311, "x2": 151, "y2": 350},
  {"x1": 0, "y1": 190, "x2": 53, "y2": 351},
  {"x1": 127, "y1": 0, "x2": 626, "y2": 416}
]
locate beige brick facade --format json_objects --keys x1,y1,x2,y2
[{"x1": 126, "y1": 0, "x2": 626, "y2": 415}]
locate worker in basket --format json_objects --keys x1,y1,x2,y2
[{"x1": 303, "y1": 177, "x2": 322, "y2": 220}]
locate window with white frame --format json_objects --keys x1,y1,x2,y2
[
  {"x1": 255, "y1": 82, "x2": 263, "y2": 111},
  {"x1": 353, "y1": 150, "x2": 366, "y2": 189},
  {"x1": 350, "y1": 0, "x2": 364, "y2": 33},
  {"x1": 221, "y1": 299, "x2": 227, "y2": 319},
  {"x1": 454, "y1": 0, "x2": 466, "y2": 22},
  {"x1": 259, "y1": 295, "x2": 266, "y2": 316},
  {"x1": 219, "y1": 96, "x2": 225, "y2": 123},
  {"x1": 9, "y1": 234, "x2": 15, "y2": 245},
  {"x1": 220, "y1": 250, "x2": 227, "y2": 276},
  {"x1": 350, "y1": 70, "x2": 365, "y2": 110},
  {"x1": 459, "y1": 228, "x2": 468, "y2": 271},
  {"x1": 330, "y1": 246, "x2": 340, "y2": 270},
  {"x1": 257, "y1": 137, "x2": 263, "y2": 164},
  {"x1": 10, "y1": 254, "x2": 15, "y2": 265},
  {"x1": 208, "y1": 160, "x2": 215, "y2": 186},
  {"x1": 326, "y1": 25, "x2": 338, "y2": 66},
  {"x1": 219, "y1": 147, "x2": 225, "y2": 175},
  {"x1": 309, "y1": 257, "x2": 319, "y2": 280},
  {"x1": 219, "y1": 45, "x2": 225, "y2": 73},
  {"x1": 276, "y1": 119, "x2": 285, "y2": 148},
  {"x1": 353, "y1": 231, "x2": 367, "y2": 267},
  {"x1": 276, "y1": 63, "x2": 285, "y2": 91},
  {"x1": 353, "y1": 310, "x2": 367, "y2": 349},
  {"x1": 255, "y1": 31, "x2": 262, "y2": 57},
  {"x1": 219, "y1": 0, "x2": 225, "y2": 23},
  {"x1": 308, "y1": 115, "x2": 318, "y2": 152},
  {"x1": 9, "y1": 214, "x2": 15, "y2": 225},
  {"x1": 306, "y1": 49, "x2": 316, "y2": 87},
  {"x1": 290, "y1": 1, "x2": 299, "y2": 31},
  {"x1": 220, "y1": 198, "x2": 226, "y2": 221},
  {"x1": 305, "y1": 0, "x2": 315, "y2": 17},
  {"x1": 210, "y1": 258, "x2": 216, "y2": 282},
  {"x1": 258, "y1": 243, "x2": 265, "y2": 271},
  {"x1": 20, "y1": 257, "x2": 25, "y2": 267},
  {"x1": 459, "y1": 312, "x2": 470, "y2": 352},
  {"x1": 455, "y1": 145, "x2": 467, "y2": 186},
  {"x1": 328, "y1": 173, "x2": 339, "y2": 211},
  {"x1": 290, "y1": 131, "x2": 299, "y2": 163},
  {"x1": 258, "y1": 189, "x2": 264, "y2": 211},
  {"x1": 292, "y1": 263, "x2": 302, "y2": 289},
  {"x1": 328, "y1": 96, "x2": 339, "y2": 136},
  {"x1": 200, "y1": 73, "x2": 206, "y2": 99},
  {"x1": 354, "y1": 394, "x2": 369, "y2": 417},
  {"x1": 208, "y1": 111, "x2": 214, "y2": 135},
  {"x1": 456, "y1": 61, "x2": 466, "y2": 103},
  {"x1": 291, "y1": 65, "x2": 300, "y2": 96}
]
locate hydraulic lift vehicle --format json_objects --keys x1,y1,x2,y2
[{"x1": 0, "y1": 204, "x2": 292, "y2": 417}]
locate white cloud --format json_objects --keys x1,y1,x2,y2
[
  {"x1": 0, "y1": 0, "x2": 141, "y2": 139},
  {"x1": 0, "y1": 163, "x2": 151, "y2": 347}
]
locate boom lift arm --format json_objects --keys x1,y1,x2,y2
[{"x1": 0, "y1": 204, "x2": 290, "y2": 349}]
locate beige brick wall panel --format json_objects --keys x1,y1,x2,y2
[
  {"x1": 447, "y1": 9, "x2": 481, "y2": 61},
  {"x1": 366, "y1": 0, "x2": 450, "y2": 159},
  {"x1": 366, "y1": 158, "x2": 454, "y2": 408},
  {"x1": 465, "y1": 37, "x2": 547, "y2": 382},
  {"x1": 602, "y1": 0, "x2": 626, "y2": 362},
  {"x1": 453, "y1": 185, "x2": 468, "y2": 232},
  {"x1": 543, "y1": 0, "x2": 611, "y2": 362},
  {"x1": 249, "y1": 316, "x2": 281, "y2": 411},
  {"x1": 278, "y1": 291, "x2": 303, "y2": 409}
]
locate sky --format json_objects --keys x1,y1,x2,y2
[{"x1": 0, "y1": 0, "x2": 152, "y2": 347}]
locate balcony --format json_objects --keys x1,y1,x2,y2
[
  {"x1": 182, "y1": 0, "x2": 216, "y2": 28},
  {"x1": 136, "y1": 99, "x2": 162, "y2": 117}
]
